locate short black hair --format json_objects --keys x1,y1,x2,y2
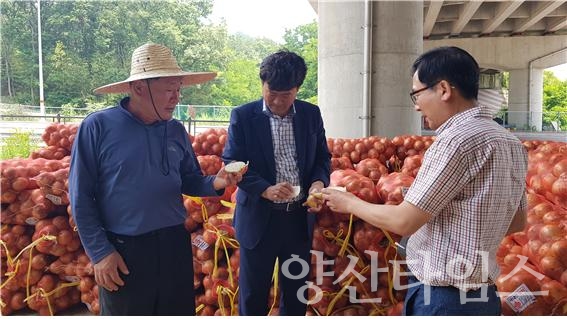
[
  {"x1": 259, "y1": 50, "x2": 307, "y2": 91},
  {"x1": 411, "y1": 46, "x2": 479, "y2": 100}
]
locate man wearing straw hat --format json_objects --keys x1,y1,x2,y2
[{"x1": 69, "y1": 43, "x2": 243, "y2": 315}]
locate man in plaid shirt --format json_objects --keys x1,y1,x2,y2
[{"x1": 322, "y1": 46, "x2": 527, "y2": 315}]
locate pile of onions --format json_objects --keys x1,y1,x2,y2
[
  {"x1": 355, "y1": 158, "x2": 389, "y2": 183},
  {"x1": 328, "y1": 137, "x2": 396, "y2": 165},
  {"x1": 30, "y1": 146, "x2": 69, "y2": 160},
  {"x1": 390, "y1": 135, "x2": 434, "y2": 161},
  {"x1": 191, "y1": 128, "x2": 227, "y2": 157},
  {"x1": 0, "y1": 288, "x2": 27, "y2": 315},
  {"x1": 26, "y1": 274, "x2": 81, "y2": 315},
  {"x1": 78, "y1": 276, "x2": 100, "y2": 315},
  {"x1": 48, "y1": 250, "x2": 93, "y2": 279},
  {"x1": 330, "y1": 169, "x2": 379, "y2": 204},
  {"x1": 331, "y1": 157, "x2": 354, "y2": 171},
  {"x1": 41, "y1": 123, "x2": 78, "y2": 152},
  {"x1": 375, "y1": 172, "x2": 415, "y2": 205},
  {"x1": 400, "y1": 155, "x2": 423, "y2": 178},
  {"x1": 197, "y1": 155, "x2": 223, "y2": 175},
  {"x1": 1, "y1": 157, "x2": 70, "y2": 205},
  {"x1": 527, "y1": 142, "x2": 567, "y2": 209},
  {"x1": 34, "y1": 168, "x2": 70, "y2": 206},
  {"x1": 32, "y1": 216, "x2": 82, "y2": 257},
  {"x1": 0, "y1": 224, "x2": 33, "y2": 259}
]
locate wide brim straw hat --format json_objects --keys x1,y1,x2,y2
[{"x1": 93, "y1": 43, "x2": 216, "y2": 94}]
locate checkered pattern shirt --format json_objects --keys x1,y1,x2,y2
[
  {"x1": 404, "y1": 105, "x2": 528, "y2": 291},
  {"x1": 263, "y1": 101, "x2": 301, "y2": 203}
]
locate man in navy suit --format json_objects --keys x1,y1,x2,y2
[{"x1": 222, "y1": 50, "x2": 331, "y2": 315}]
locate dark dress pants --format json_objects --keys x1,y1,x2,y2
[
  {"x1": 238, "y1": 208, "x2": 312, "y2": 316},
  {"x1": 99, "y1": 224, "x2": 195, "y2": 315}
]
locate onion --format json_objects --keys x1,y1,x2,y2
[{"x1": 224, "y1": 161, "x2": 248, "y2": 173}]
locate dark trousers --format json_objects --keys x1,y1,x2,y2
[
  {"x1": 403, "y1": 275, "x2": 501, "y2": 316},
  {"x1": 238, "y1": 209, "x2": 311, "y2": 316},
  {"x1": 99, "y1": 224, "x2": 195, "y2": 315}
]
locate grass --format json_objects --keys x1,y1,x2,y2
[{"x1": 0, "y1": 130, "x2": 40, "y2": 160}]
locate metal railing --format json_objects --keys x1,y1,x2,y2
[
  {"x1": 174, "y1": 105, "x2": 234, "y2": 122},
  {"x1": 493, "y1": 110, "x2": 566, "y2": 132},
  {"x1": 184, "y1": 118, "x2": 229, "y2": 136},
  {"x1": 0, "y1": 113, "x2": 230, "y2": 141},
  {"x1": 420, "y1": 110, "x2": 566, "y2": 132},
  {"x1": 1, "y1": 108, "x2": 565, "y2": 142},
  {"x1": 1, "y1": 103, "x2": 235, "y2": 121},
  {"x1": 0, "y1": 113, "x2": 85, "y2": 124},
  {"x1": 0, "y1": 104, "x2": 234, "y2": 134}
]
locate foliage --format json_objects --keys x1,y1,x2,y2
[
  {"x1": 204, "y1": 33, "x2": 279, "y2": 107},
  {"x1": 1, "y1": 0, "x2": 218, "y2": 110},
  {"x1": 501, "y1": 72, "x2": 509, "y2": 89},
  {"x1": 0, "y1": 0, "x2": 317, "y2": 116},
  {"x1": 1, "y1": 0, "x2": 318, "y2": 113},
  {"x1": 542, "y1": 71, "x2": 567, "y2": 130},
  {"x1": 60, "y1": 101, "x2": 109, "y2": 116},
  {"x1": 210, "y1": 59, "x2": 263, "y2": 106},
  {"x1": 283, "y1": 21, "x2": 318, "y2": 103},
  {"x1": 0, "y1": 130, "x2": 40, "y2": 160},
  {"x1": 226, "y1": 33, "x2": 279, "y2": 62}
]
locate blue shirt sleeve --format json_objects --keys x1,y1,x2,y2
[{"x1": 69, "y1": 116, "x2": 116, "y2": 264}]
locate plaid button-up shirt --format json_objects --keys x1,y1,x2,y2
[
  {"x1": 404, "y1": 105, "x2": 528, "y2": 291},
  {"x1": 263, "y1": 101, "x2": 301, "y2": 203}
]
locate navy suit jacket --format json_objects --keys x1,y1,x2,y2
[{"x1": 222, "y1": 99, "x2": 331, "y2": 249}]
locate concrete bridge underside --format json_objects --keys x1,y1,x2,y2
[{"x1": 312, "y1": 1, "x2": 567, "y2": 138}]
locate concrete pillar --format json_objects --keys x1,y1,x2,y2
[
  {"x1": 508, "y1": 68, "x2": 544, "y2": 131},
  {"x1": 318, "y1": 0, "x2": 422, "y2": 139},
  {"x1": 529, "y1": 68, "x2": 544, "y2": 131},
  {"x1": 318, "y1": 1, "x2": 366, "y2": 139},
  {"x1": 370, "y1": 1, "x2": 423, "y2": 138},
  {"x1": 507, "y1": 69, "x2": 528, "y2": 130}
]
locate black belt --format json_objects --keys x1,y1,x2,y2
[{"x1": 268, "y1": 200, "x2": 303, "y2": 212}]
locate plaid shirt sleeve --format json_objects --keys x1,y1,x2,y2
[{"x1": 517, "y1": 182, "x2": 528, "y2": 212}]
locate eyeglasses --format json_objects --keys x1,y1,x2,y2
[{"x1": 409, "y1": 81, "x2": 440, "y2": 105}]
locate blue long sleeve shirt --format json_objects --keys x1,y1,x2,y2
[{"x1": 69, "y1": 97, "x2": 219, "y2": 263}]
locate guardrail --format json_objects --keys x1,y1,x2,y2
[
  {"x1": 0, "y1": 114, "x2": 230, "y2": 140},
  {"x1": 1, "y1": 109, "x2": 564, "y2": 142},
  {"x1": 185, "y1": 118, "x2": 229, "y2": 136},
  {"x1": 0, "y1": 114, "x2": 85, "y2": 123},
  {"x1": 493, "y1": 110, "x2": 566, "y2": 132}
]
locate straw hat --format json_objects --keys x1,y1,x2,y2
[{"x1": 93, "y1": 43, "x2": 216, "y2": 94}]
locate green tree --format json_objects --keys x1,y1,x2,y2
[
  {"x1": 501, "y1": 72, "x2": 509, "y2": 89},
  {"x1": 210, "y1": 58, "x2": 262, "y2": 106},
  {"x1": 283, "y1": 21, "x2": 318, "y2": 103},
  {"x1": 1, "y1": 1, "x2": 320, "y2": 116},
  {"x1": 1, "y1": 0, "x2": 221, "y2": 110},
  {"x1": 45, "y1": 41, "x2": 91, "y2": 111},
  {"x1": 203, "y1": 33, "x2": 278, "y2": 107},
  {"x1": 226, "y1": 33, "x2": 279, "y2": 61},
  {"x1": 542, "y1": 70, "x2": 567, "y2": 130},
  {"x1": 1, "y1": 1, "x2": 40, "y2": 105}
]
